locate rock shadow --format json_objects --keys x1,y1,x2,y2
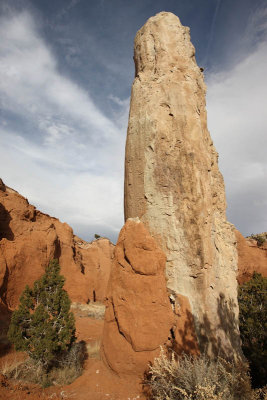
[
  {"x1": 0, "y1": 265, "x2": 9, "y2": 307},
  {"x1": 0, "y1": 303, "x2": 12, "y2": 358},
  {"x1": 172, "y1": 309, "x2": 199, "y2": 356},
  {"x1": 0, "y1": 203, "x2": 14, "y2": 241},
  {"x1": 196, "y1": 293, "x2": 242, "y2": 360},
  {"x1": 54, "y1": 238, "x2": 61, "y2": 260}
]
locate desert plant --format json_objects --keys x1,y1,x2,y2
[
  {"x1": 8, "y1": 259, "x2": 76, "y2": 371},
  {"x1": 248, "y1": 233, "x2": 267, "y2": 247},
  {"x1": 1, "y1": 344, "x2": 85, "y2": 387},
  {"x1": 147, "y1": 348, "x2": 252, "y2": 400},
  {"x1": 238, "y1": 272, "x2": 267, "y2": 387},
  {"x1": 0, "y1": 357, "x2": 25, "y2": 380}
]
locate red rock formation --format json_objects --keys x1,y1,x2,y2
[
  {"x1": 236, "y1": 230, "x2": 267, "y2": 285},
  {"x1": 102, "y1": 218, "x2": 174, "y2": 376},
  {"x1": 0, "y1": 182, "x2": 114, "y2": 310},
  {"x1": 102, "y1": 218, "x2": 198, "y2": 377}
]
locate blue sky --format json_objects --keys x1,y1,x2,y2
[{"x1": 0, "y1": 0, "x2": 266, "y2": 243}]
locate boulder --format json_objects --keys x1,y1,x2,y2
[{"x1": 102, "y1": 218, "x2": 175, "y2": 376}]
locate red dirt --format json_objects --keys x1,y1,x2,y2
[{"x1": 0, "y1": 309, "x2": 146, "y2": 400}]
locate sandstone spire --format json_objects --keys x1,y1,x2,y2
[{"x1": 124, "y1": 12, "x2": 241, "y2": 356}]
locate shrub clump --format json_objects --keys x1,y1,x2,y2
[
  {"x1": 8, "y1": 259, "x2": 76, "y2": 371},
  {"x1": 238, "y1": 272, "x2": 267, "y2": 388},
  {"x1": 247, "y1": 233, "x2": 267, "y2": 247},
  {"x1": 1, "y1": 341, "x2": 86, "y2": 387},
  {"x1": 147, "y1": 349, "x2": 253, "y2": 400}
]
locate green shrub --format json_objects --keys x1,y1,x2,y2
[
  {"x1": 147, "y1": 349, "x2": 252, "y2": 400},
  {"x1": 238, "y1": 272, "x2": 267, "y2": 388},
  {"x1": 8, "y1": 260, "x2": 76, "y2": 371},
  {"x1": 248, "y1": 233, "x2": 267, "y2": 247}
]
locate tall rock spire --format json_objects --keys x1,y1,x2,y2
[{"x1": 124, "y1": 12, "x2": 241, "y2": 356}]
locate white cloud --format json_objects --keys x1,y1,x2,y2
[
  {"x1": 0, "y1": 126, "x2": 125, "y2": 241},
  {"x1": 207, "y1": 39, "x2": 267, "y2": 235},
  {"x1": 0, "y1": 12, "x2": 118, "y2": 141},
  {"x1": 0, "y1": 10, "x2": 126, "y2": 242}
]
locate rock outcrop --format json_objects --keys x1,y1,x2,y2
[
  {"x1": 236, "y1": 230, "x2": 267, "y2": 285},
  {"x1": 0, "y1": 182, "x2": 114, "y2": 310},
  {"x1": 124, "y1": 12, "x2": 240, "y2": 357},
  {"x1": 102, "y1": 218, "x2": 176, "y2": 376}
]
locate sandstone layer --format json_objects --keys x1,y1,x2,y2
[
  {"x1": 0, "y1": 181, "x2": 114, "y2": 310},
  {"x1": 102, "y1": 218, "x2": 175, "y2": 376},
  {"x1": 236, "y1": 230, "x2": 267, "y2": 285},
  {"x1": 124, "y1": 12, "x2": 240, "y2": 357}
]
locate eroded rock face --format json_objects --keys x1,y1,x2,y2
[
  {"x1": 125, "y1": 12, "x2": 240, "y2": 357},
  {"x1": 102, "y1": 218, "x2": 175, "y2": 376},
  {"x1": 236, "y1": 230, "x2": 267, "y2": 285},
  {"x1": 0, "y1": 182, "x2": 114, "y2": 309}
]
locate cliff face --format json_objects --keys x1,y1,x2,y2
[
  {"x1": 124, "y1": 12, "x2": 240, "y2": 357},
  {"x1": 0, "y1": 181, "x2": 114, "y2": 310}
]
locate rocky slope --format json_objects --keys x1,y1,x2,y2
[
  {"x1": 124, "y1": 12, "x2": 240, "y2": 357},
  {"x1": 0, "y1": 179, "x2": 114, "y2": 311},
  {"x1": 236, "y1": 230, "x2": 267, "y2": 284}
]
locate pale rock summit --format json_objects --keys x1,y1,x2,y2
[{"x1": 124, "y1": 12, "x2": 241, "y2": 356}]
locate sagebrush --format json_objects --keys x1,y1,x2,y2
[
  {"x1": 1, "y1": 342, "x2": 86, "y2": 387},
  {"x1": 147, "y1": 349, "x2": 253, "y2": 400}
]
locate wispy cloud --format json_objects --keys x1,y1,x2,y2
[
  {"x1": 207, "y1": 17, "x2": 267, "y2": 235},
  {"x1": 203, "y1": 0, "x2": 221, "y2": 66},
  {"x1": 55, "y1": 0, "x2": 81, "y2": 20},
  {"x1": 0, "y1": 10, "x2": 127, "y2": 242},
  {"x1": 0, "y1": 12, "x2": 118, "y2": 142}
]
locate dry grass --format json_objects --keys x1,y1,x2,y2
[
  {"x1": 0, "y1": 342, "x2": 86, "y2": 387},
  {"x1": 71, "y1": 302, "x2": 105, "y2": 320},
  {"x1": 0, "y1": 357, "x2": 44, "y2": 383},
  {"x1": 252, "y1": 387, "x2": 267, "y2": 400},
  {"x1": 147, "y1": 348, "x2": 255, "y2": 400},
  {"x1": 86, "y1": 340, "x2": 101, "y2": 359},
  {"x1": 49, "y1": 365, "x2": 80, "y2": 386},
  {"x1": 0, "y1": 357, "x2": 25, "y2": 380}
]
